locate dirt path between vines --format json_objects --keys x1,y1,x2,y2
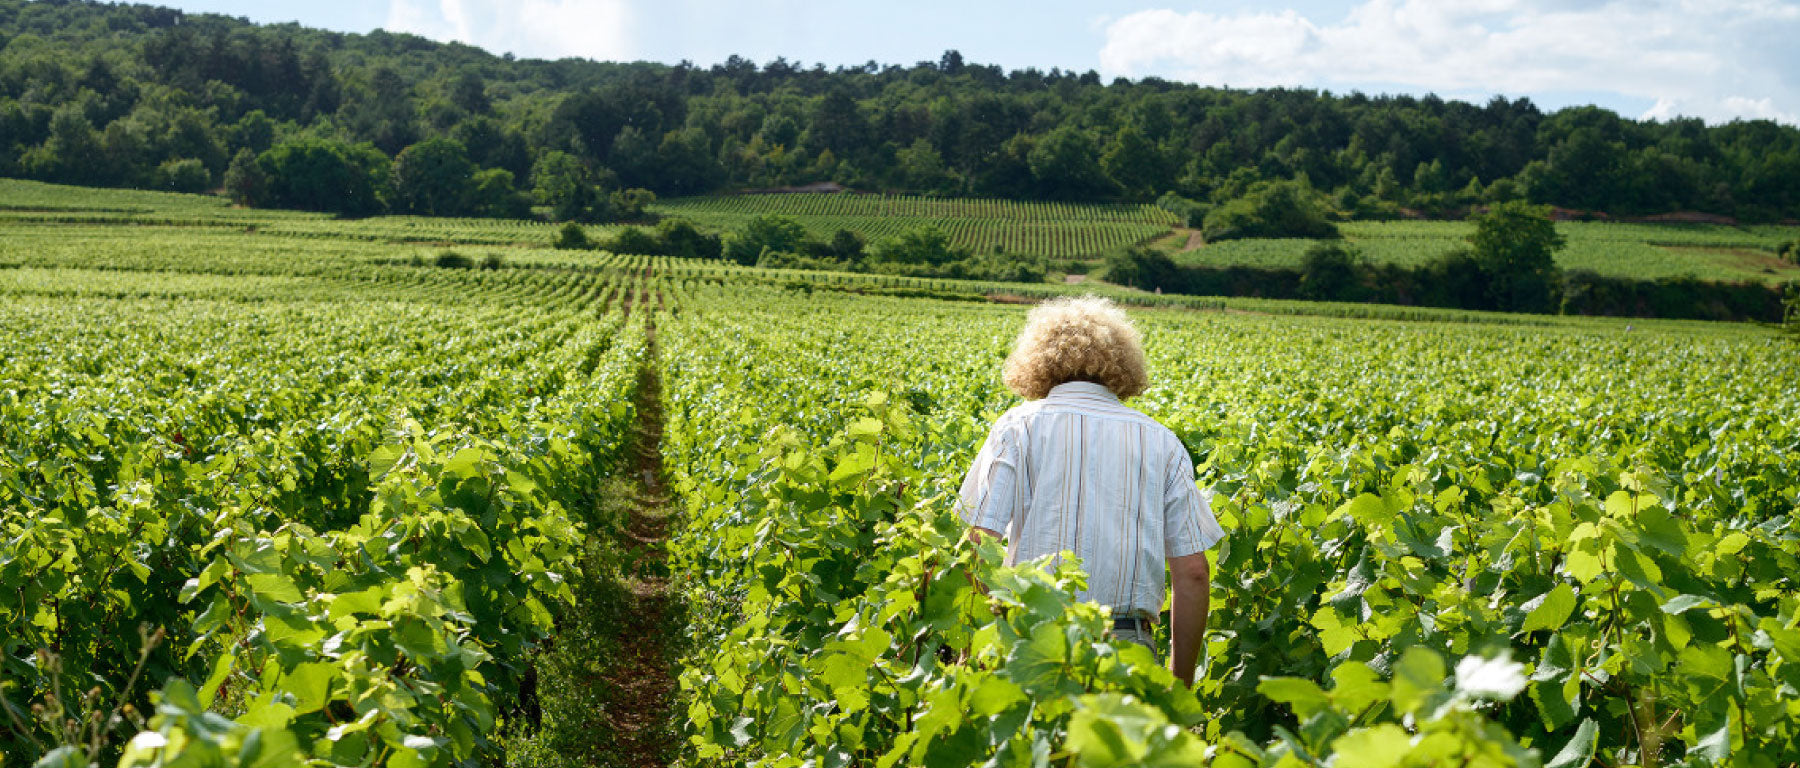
[{"x1": 594, "y1": 315, "x2": 680, "y2": 767}]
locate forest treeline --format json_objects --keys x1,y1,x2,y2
[{"x1": 3, "y1": 0, "x2": 1800, "y2": 223}]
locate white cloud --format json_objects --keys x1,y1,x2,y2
[
  {"x1": 1719, "y1": 96, "x2": 1800, "y2": 124},
  {"x1": 386, "y1": 0, "x2": 633, "y2": 62},
  {"x1": 1099, "y1": 0, "x2": 1800, "y2": 125}
]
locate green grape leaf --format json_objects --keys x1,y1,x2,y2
[
  {"x1": 1065, "y1": 713, "x2": 1138, "y2": 766},
  {"x1": 1632, "y1": 505, "x2": 1687, "y2": 556},
  {"x1": 1329, "y1": 724, "x2": 1412, "y2": 768},
  {"x1": 1563, "y1": 544, "x2": 1605, "y2": 584},
  {"x1": 280, "y1": 662, "x2": 337, "y2": 714},
  {"x1": 967, "y1": 675, "x2": 1026, "y2": 717},
  {"x1": 1389, "y1": 647, "x2": 1446, "y2": 716},
  {"x1": 237, "y1": 692, "x2": 297, "y2": 731},
  {"x1": 367, "y1": 444, "x2": 405, "y2": 479},
  {"x1": 1257, "y1": 677, "x2": 1330, "y2": 718},
  {"x1": 329, "y1": 586, "x2": 388, "y2": 619},
  {"x1": 1519, "y1": 584, "x2": 1577, "y2": 634},
  {"x1": 245, "y1": 573, "x2": 303, "y2": 604},
  {"x1": 1691, "y1": 708, "x2": 1733, "y2": 761},
  {"x1": 1527, "y1": 678, "x2": 1578, "y2": 731},
  {"x1": 1310, "y1": 605, "x2": 1362, "y2": 657},
  {"x1": 1545, "y1": 718, "x2": 1597, "y2": 768},
  {"x1": 198, "y1": 651, "x2": 236, "y2": 708},
  {"x1": 1613, "y1": 545, "x2": 1665, "y2": 595},
  {"x1": 1679, "y1": 643, "x2": 1733, "y2": 681},
  {"x1": 1336, "y1": 493, "x2": 1387, "y2": 526},
  {"x1": 1328, "y1": 661, "x2": 1389, "y2": 714},
  {"x1": 1660, "y1": 594, "x2": 1718, "y2": 614}
]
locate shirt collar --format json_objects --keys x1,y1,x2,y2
[{"x1": 1046, "y1": 380, "x2": 1120, "y2": 401}]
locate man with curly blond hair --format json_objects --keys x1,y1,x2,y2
[{"x1": 958, "y1": 295, "x2": 1226, "y2": 687}]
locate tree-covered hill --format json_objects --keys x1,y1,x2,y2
[{"x1": 2, "y1": 0, "x2": 1799, "y2": 222}]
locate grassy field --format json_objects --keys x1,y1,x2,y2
[{"x1": 1180, "y1": 219, "x2": 1800, "y2": 283}]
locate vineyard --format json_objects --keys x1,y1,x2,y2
[
  {"x1": 2, "y1": 182, "x2": 1799, "y2": 767},
  {"x1": 1184, "y1": 220, "x2": 1800, "y2": 284},
  {"x1": 11, "y1": 178, "x2": 1796, "y2": 286},
  {"x1": 655, "y1": 290, "x2": 1800, "y2": 766},
  {"x1": 653, "y1": 193, "x2": 1181, "y2": 258},
  {"x1": 0, "y1": 178, "x2": 600, "y2": 247}
]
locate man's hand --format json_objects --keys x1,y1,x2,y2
[{"x1": 1168, "y1": 552, "x2": 1211, "y2": 687}]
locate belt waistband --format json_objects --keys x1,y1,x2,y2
[{"x1": 1111, "y1": 615, "x2": 1153, "y2": 631}]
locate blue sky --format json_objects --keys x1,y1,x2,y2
[{"x1": 158, "y1": 1, "x2": 1800, "y2": 125}]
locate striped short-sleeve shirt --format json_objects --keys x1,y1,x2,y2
[{"x1": 957, "y1": 380, "x2": 1227, "y2": 618}]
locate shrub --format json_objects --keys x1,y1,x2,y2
[
  {"x1": 657, "y1": 219, "x2": 723, "y2": 260},
  {"x1": 257, "y1": 138, "x2": 388, "y2": 216},
  {"x1": 471, "y1": 168, "x2": 532, "y2": 219},
  {"x1": 553, "y1": 222, "x2": 593, "y2": 250},
  {"x1": 861, "y1": 252, "x2": 1048, "y2": 283},
  {"x1": 1297, "y1": 243, "x2": 1366, "y2": 301},
  {"x1": 223, "y1": 148, "x2": 266, "y2": 206},
  {"x1": 944, "y1": 252, "x2": 1046, "y2": 282},
  {"x1": 1414, "y1": 249, "x2": 1492, "y2": 310},
  {"x1": 1784, "y1": 284, "x2": 1799, "y2": 337},
  {"x1": 480, "y1": 252, "x2": 505, "y2": 270},
  {"x1": 724, "y1": 215, "x2": 807, "y2": 265},
  {"x1": 870, "y1": 226, "x2": 967, "y2": 266},
  {"x1": 155, "y1": 158, "x2": 211, "y2": 193},
  {"x1": 1101, "y1": 245, "x2": 1181, "y2": 292},
  {"x1": 434, "y1": 250, "x2": 473, "y2": 268},
  {"x1": 579, "y1": 219, "x2": 724, "y2": 259},
  {"x1": 601, "y1": 226, "x2": 662, "y2": 255},
  {"x1": 824, "y1": 229, "x2": 865, "y2": 262},
  {"x1": 1202, "y1": 179, "x2": 1339, "y2": 241},
  {"x1": 1154, "y1": 192, "x2": 1208, "y2": 228},
  {"x1": 609, "y1": 188, "x2": 657, "y2": 221},
  {"x1": 754, "y1": 250, "x2": 843, "y2": 271}
]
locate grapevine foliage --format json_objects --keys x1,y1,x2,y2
[{"x1": 2, "y1": 187, "x2": 1797, "y2": 768}]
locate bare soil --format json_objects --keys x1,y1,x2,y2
[{"x1": 594, "y1": 318, "x2": 680, "y2": 768}]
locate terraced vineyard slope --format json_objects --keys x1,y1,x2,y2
[{"x1": 653, "y1": 192, "x2": 1181, "y2": 258}]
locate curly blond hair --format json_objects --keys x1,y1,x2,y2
[{"x1": 1002, "y1": 295, "x2": 1148, "y2": 400}]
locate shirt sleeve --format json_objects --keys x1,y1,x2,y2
[
  {"x1": 1164, "y1": 446, "x2": 1227, "y2": 558},
  {"x1": 957, "y1": 418, "x2": 1021, "y2": 534}
]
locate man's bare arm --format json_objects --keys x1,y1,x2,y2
[{"x1": 1168, "y1": 552, "x2": 1211, "y2": 687}]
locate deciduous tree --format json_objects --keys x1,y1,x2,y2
[
  {"x1": 393, "y1": 137, "x2": 477, "y2": 216},
  {"x1": 1467, "y1": 200, "x2": 1565, "y2": 312},
  {"x1": 257, "y1": 138, "x2": 388, "y2": 216}
]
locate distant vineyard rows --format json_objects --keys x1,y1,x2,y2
[{"x1": 655, "y1": 193, "x2": 1179, "y2": 258}]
